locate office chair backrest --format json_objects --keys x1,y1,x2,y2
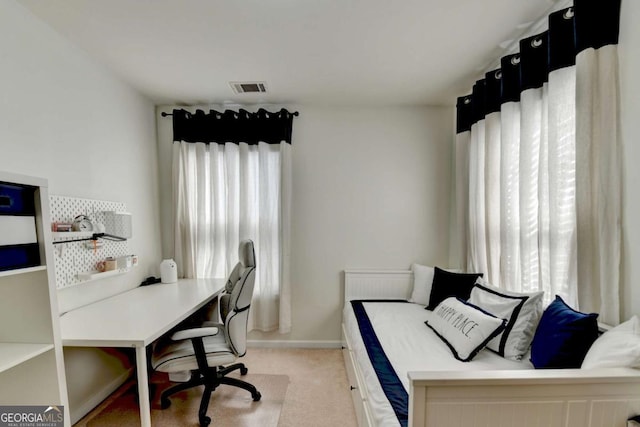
[{"x1": 221, "y1": 239, "x2": 256, "y2": 357}]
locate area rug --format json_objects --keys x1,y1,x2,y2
[{"x1": 75, "y1": 373, "x2": 289, "y2": 427}]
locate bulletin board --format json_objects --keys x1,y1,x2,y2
[{"x1": 50, "y1": 195, "x2": 130, "y2": 289}]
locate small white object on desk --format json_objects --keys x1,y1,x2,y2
[{"x1": 160, "y1": 259, "x2": 177, "y2": 284}]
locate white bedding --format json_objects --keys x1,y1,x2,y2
[{"x1": 343, "y1": 301, "x2": 532, "y2": 427}]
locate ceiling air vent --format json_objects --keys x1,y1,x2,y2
[{"x1": 229, "y1": 81, "x2": 267, "y2": 94}]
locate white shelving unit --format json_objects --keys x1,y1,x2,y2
[{"x1": 0, "y1": 171, "x2": 69, "y2": 426}]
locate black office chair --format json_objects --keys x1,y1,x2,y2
[{"x1": 151, "y1": 240, "x2": 261, "y2": 426}]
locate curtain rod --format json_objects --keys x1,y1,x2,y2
[
  {"x1": 480, "y1": 0, "x2": 573, "y2": 74},
  {"x1": 161, "y1": 110, "x2": 299, "y2": 117}
]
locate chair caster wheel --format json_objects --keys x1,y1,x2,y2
[
  {"x1": 160, "y1": 398, "x2": 171, "y2": 410},
  {"x1": 240, "y1": 367, "x2": 248, "y2": 375},
  {"x1": 199, "y1": 415, "x2": 211, "y2": 427},
  {"x1": 253, "y1": 391, "x2": 262, "y2": 401}
]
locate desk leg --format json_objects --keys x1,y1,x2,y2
[{"x1": 135, "y1": 345, "x2": 152, "y2": 427}]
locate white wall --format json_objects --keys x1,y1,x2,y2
[
  {"x1": 619, "y1": 0, "x2": 640, "y2": 321},
  {"x1": 0, "y1": 1, "x2": 161, "y2": 422},
  {"x1": 282, "y1": 106, "x2": 454, "y2": 342},
  {"x1": 157, "y1": 105, "x2": 454, "y2": 342}
]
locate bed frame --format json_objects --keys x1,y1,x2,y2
[{"x1": 342, "y1": 269, "x2": 640, "y2": 427}]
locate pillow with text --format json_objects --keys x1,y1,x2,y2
[{"x1": 425, "y1": 297, "x2": 506, "y2": 362}]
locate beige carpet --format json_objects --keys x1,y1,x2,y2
[
  {"x1": 75, "y1": 348, "x2": 357, "y2": 427},
  {"x1": 76, "y1": 373, "x2": 288, "y2": 427},
  {"x1": 241, "y1": 348, "x2": 357, "y2": 427}
]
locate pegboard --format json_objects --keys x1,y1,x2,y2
[{"x1": 50, "y1": 195, "x2": 131, "y2": 289}]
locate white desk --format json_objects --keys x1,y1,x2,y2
[{"x1": 60, "y1": 278, "x2": 225, "y2": 427}]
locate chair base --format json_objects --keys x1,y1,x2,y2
[{"x1": 160, "y1": 363, "x2": 261, "y2": 427}]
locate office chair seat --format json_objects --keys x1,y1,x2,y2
[{"x1": 152, "y1": 331, "x2": 236, "y2": 373}]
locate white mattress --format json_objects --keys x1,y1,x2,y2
[{"x1": 343, "y1": 301, "x2": 532, "y2": 427}]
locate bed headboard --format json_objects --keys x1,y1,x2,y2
[{"x1": 344, "y1": 269, "x2": 413, "y2": 301}]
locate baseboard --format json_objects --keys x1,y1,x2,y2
[
  {"x1": 247, "y1": 340, "x2": 342, "y2": 349},
  {"x1": 70, "y1": 368, "x2": 133, "y2": 425}
]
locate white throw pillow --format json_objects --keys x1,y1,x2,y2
[
  {"x1": 410, "y1": 264, "x2": 460, "y2": 306},
  {"x1": 581, "y1": 316, "x2": 640, "y2": 369},
  {"x1": 473, "y1": 278, "x2": 544, "y2": 360},
  {"x1": 409, "y1": 264, "x2": 436, "y2": 306},
  {"x1": 425, "y1": 297, "x2": 506, "y2": 362},
  {"x1": 468, "y1": 284, "x2": 526, "y2": 357}
]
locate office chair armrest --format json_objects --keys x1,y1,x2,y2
[{"x1": 171, "y1": 326, "x2": 219, "y2": 341}]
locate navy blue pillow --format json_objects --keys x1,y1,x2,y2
[
  {"x1": 426, "y1": 267, "x2": 483, "y2": 311},
  {"x1": 530, "y1": 295, "x2": 599, "y2": 369}
]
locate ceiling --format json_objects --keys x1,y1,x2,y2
[{"x1": 18, "y1": 0, "x2": 566, "y2": 107}]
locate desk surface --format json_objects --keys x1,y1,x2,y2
[{"x1": 60, "y1": 278, "x2": 225, "y2": 348}]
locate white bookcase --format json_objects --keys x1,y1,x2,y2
[{"x1": 0, "y1": 171, "x2": 69, "y2": 426}]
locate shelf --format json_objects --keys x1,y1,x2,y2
[
  {"x1": 52, "y1": 231, "x2": 94, "y2": 241},
  {"x1": 0, "y1": 343, "x2": 54, "y2": 373},
  {"x1": 75, "y1": 265, "x2": 137, "y2": 283},
  {"x1": 52, "y1": 231, "x2": 127, "y2": 247},
  {"x1": 0, "y1": 265, "x2": 46, "y2": 279}
]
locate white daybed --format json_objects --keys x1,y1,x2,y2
[{"x1": 342, "y1": 269, "x2": 640, "y2": 427}]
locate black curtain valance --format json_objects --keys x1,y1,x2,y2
[
  {"x1": 456, "y1": 0, "x2": 621, "y2": 134},
  {"x1": 170, "y1": 108, "x2": 297, "y2": 145}
]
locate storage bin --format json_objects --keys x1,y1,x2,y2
[
  {"x1": 0, "y1": 182, "x2": 36, "y2": 215},
  {"x1": 0, "y1": 243, "x2": 40, "y2": 271}
]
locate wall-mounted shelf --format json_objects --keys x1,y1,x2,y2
[
  {"x1": 0, "y1": 265, "x2": 46, "y2": 279},
  {"x1": 0, "y1": 343, "x2": 55, "y2": 373},
  {"x1": 52, "y1": 231, "x2": 94, "y2": 241},
  {"x1": 52, "y1": 231, "x2": 126, "y2": 245},
  {"x1": 74, "y1": 266, "x2": 137, "y2": 284}
]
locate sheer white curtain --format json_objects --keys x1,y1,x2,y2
[
  {"x1": 460, "y1": 45, "x2": 577, "y2": 307},
  {"x1": 499, "y1": 97, "x2": 522, "y2": 293},
  {"x1": 172, "y1": 137, "x2": 292, "y2": 333},
  {"x1": 484, "y1": 106, "x2": 502, "y2": 287},
  {"x1": 452, "y1": 129, "x2": 470, "y2": 270},
  {"x1": 455, "y1": 1, "x2": 622, "y2": 316},
  {"x1": 467, "y1": 116, "x2": 488, "y2": 275},
  {"x1": 575, "y1": 9, "x2": 622, "y2": 325},
  {"x1": 545, "y1": 65, "x2": 577, "y2": 306}
]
